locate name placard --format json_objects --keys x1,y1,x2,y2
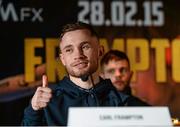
[{"x1": 68, "y1": 107, "x2": 172, "y2": 127}]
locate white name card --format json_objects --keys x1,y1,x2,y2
[{"x1": 68, "y1": 107, "x2": 172, "y2": 127}]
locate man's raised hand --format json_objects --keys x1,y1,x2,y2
[{"x1": 31, "y1": 75, "x2": 52, "y2": 111}]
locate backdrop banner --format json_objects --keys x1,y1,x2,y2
[{"x1": 0, "y1": 0, "x2": 180, "y2": 119}]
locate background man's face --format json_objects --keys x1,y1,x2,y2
[
  {"x1": 102, "y1": 59, "x2": 131, "y2": 91},
  {"x1": 60, "y1": 29, "x2": 100, "y2": 78}
]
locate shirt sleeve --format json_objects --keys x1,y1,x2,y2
[{"x1": 21, "y1": 104, "x2": 46, "y2": 126}]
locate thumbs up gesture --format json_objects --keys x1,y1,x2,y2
[{"x1": 31, "y1": 75, "x2": 52, "y2": 111}]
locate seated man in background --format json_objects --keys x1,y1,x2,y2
[{"x1": 100, "y1": 50, "x2": 133, "y2": 95}]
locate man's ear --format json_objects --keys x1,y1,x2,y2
[
  {"x1": 59, "y1": 53, "x2": 66, "y2": 66},
  {"x1": 98, "y1": 45, "x2": 104, "y2": 57}
]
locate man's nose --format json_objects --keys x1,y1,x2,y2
[
  {"x1": 74, "y1": 48, "x2": 85, "y2": 59},
  {"x1": 114, "y1": 70, "x2": 122, "y2": 77}
]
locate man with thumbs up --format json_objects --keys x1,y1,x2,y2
[{"x1": 22, "y1": 22, "x2": 148, "y2": 126}]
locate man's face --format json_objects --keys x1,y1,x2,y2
[
  {"x1": 102, "y1": 59, "x2": 132, "y2": 91},
  {"x1": 60, "y1": 29, "x2": 100, "y2": 78}
]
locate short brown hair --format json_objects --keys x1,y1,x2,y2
[
  {"x1": 100, "y1": 50, "x2": 130, "y2": 68},
  {"x1": 60, "y1": 21, "x2": 98, "y2": 41}
]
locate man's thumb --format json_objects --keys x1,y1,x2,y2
[{"x1": 42, "y1": 75, "x2": 48, "y2": 87}]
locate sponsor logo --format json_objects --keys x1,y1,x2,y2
[{"x1": 0, "y1": 0, "x2": 43, "y2": 22}]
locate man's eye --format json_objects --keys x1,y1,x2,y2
[
  {"x1": 120, "y1": 68, "x2": 128, "y2": 75},
  {"x1": 107, "y1": 69, "x2": 115, "y2": 74},
  {"x1": 65, "y1": 48, "x2": 73, "y2": 53},
  {"x1": 82, "y1": 44, "x2": 90, "y2": 50}
]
